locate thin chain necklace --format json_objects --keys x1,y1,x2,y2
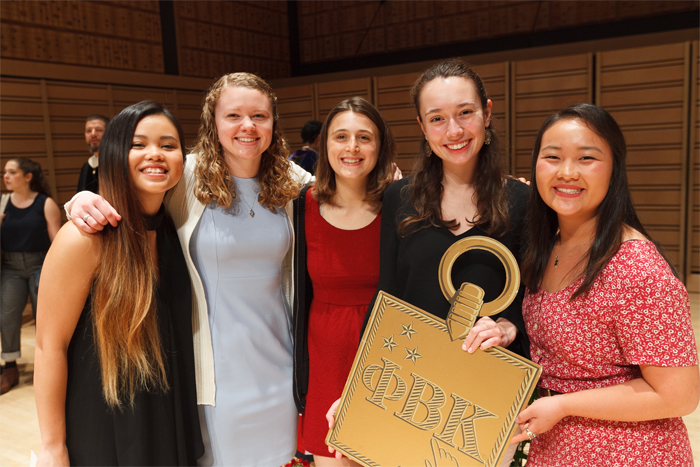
[
  {"x1": 553, "y1": 238, "x2": 592, "y2": 268},
  {"x1": 238, "y1": 191, "x2": 256, "y2": 218}
]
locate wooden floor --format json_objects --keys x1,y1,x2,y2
[{"x1": 2, "y1": 295, "x2": 700, "y2": 466}]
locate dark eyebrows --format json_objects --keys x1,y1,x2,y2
[
  {"x1": 424, "y1": 101, "x2": 477, "y2": 116},
  {"x1": 132, "y1": 134, "x2": 179, "y2": 143}
]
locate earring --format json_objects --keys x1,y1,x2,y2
[{"x1": 484, "y1": 128, "x2": 492, "y2": 146}]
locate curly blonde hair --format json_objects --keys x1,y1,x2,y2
[{"x1": 192, "y1": 72, "x2": 299, "y2": 210}]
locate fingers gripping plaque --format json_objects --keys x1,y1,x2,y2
[{"x1": 438, "y1": 237, "x2": 520, "y2": 341}]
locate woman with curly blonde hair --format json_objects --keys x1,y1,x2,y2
[{"x1": 67, "y1": 73, "x2": 313, "y2": 465}]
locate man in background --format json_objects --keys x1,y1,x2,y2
[{"x1": 76, "y1": 114, "x2": 109, "y2": 193}]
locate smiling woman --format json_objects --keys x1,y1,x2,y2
[
  {"x1": 515, "y1": 104, "x2": 699, "y2": 466},
  {"x1": 34, "y1": 101, "x2": 203, "y2": 466}
]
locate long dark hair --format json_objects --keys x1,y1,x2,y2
[
  {"x1": 93, "y1": 100, "x2": 184, "y2": 408},
  {"x1": 314, "y1": 97, "x2": 396, "y2": 209},
  {"x1": 9, "y1": 157, "x2": 52, "y2": 196},
  {"x1": 400, "y1": 59, "x2": 509, "y2": 236},
  {"x1": 521, "y1": 103, "x2": 671, "y2": 299}
]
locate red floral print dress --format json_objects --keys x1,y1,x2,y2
[{"x1": 524, "y1": 241, "x2": 698, "y2": 467}]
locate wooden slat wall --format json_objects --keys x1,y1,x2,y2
[
  {"x1": 276, "y1": 85, "x2": 316, "y2": 152},
  {"x1": 0, "y1": 0, "x2": 163, "y2": 73},
  {"x1": 174, "y1": 1, "x2": 290, "y2": 80},
  {"x1": 1, "y1": 76, "x2": 205, "y2": 206},
  {"x1": 316, "y1": 78, "x2": 373, "y2": 117},
  {"x1": 473, "y1": 62, "x2": 510, "y2": 172},
  {"x1": 510, "y1": 54, "x2": 593, "y2": 177},
  {"x1": 690, "y1": 41, "x2": 700, "y2": 280},
  {"x1": 374, "y1": 72, "x2": 422, "y2": 172},
  {"x1": 598, "y1": 43, "x2": 689, "y2": 269}
]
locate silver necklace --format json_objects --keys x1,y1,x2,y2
[{"x1": 238, "y1": 191, "x2": 256, "y2": 218}]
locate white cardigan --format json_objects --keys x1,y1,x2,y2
[{"x1": 166, "y1": 153, "x2": 313, "y2": 406}]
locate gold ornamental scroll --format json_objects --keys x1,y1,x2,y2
[{"x1": 326, "y1": 236, "x2": 541, "y2": 467}]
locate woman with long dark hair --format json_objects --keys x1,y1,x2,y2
[
  {"x1": 293, "y1": 97, "x2": 395, "y2": 467},
  {"x1": 66, "y1": 73, "x2": 313, "y2": 465},
  {"x1": 34, "y1": 101, "x2": 203, "y2": 465},
  {"x1": 369, "y1": 59, "x2": 528, "y2": 355},
  {"x1": 1, "y1": 157, "x2": 60, "y2": 394},
  {"x1": 511, "y1": 103, "x2": 699, "y2": 465}
]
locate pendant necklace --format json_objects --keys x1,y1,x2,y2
[
  {"x1": 238, "y1": 192, "x2": 256, "y2": 218},
  {"x1": 553, "y1": 238, "x2": 592, "y2": 268}
]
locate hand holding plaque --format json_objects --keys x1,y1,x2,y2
[{"x1": 326, "y1": 236, "x2": 541, "y2": 467}]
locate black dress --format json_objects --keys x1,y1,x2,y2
[
  {"x1": 366, "y1": 176, "x2": 530, "y2": 358},
  {"x1": 65, "y1": 211, "x2": 203, "y2": 466}
]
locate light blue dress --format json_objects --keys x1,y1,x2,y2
[{"x1": 190, "y1": 176, "x2": 297, "y2": 466}]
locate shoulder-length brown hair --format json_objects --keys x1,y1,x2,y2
[
  {"x1": 400, "y1": 59, "x2": 510, "y2": 236},
  {"x1": 192, "y1": 72, "x2": 299, "y2": 210},
  {"x1": 521, "y1": 103, "x2": 672, "y2": 299},
  {"x1": 313, "y1": 97, "x2": 396, "y2": 209},
  {"x1": 94, "y1": 100, "x2": 185, "y2": 408}
]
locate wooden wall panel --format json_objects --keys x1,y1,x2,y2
[
  {"x1": 175, "y1": 1, "x2": 290, "y2": 80},
  {"x1": 598, "y1": 43, "x2": 688, "y2": 269},
  {"x1": 316, "y1": 78, "x2": 373, "y2": 117},
  {"x1": 374, "y1": 72, "x2": 422, "y2": 172},
  {"x1": 473, "y1": 62, "x2": 510, "y2": 172},
  {"x1": 295, "y1": 1, "x2": 698, "y2": 64},
  {"x1": 511, "y1": 53, "x2": 593, "y2": 177},
  {"x1": 690, "y1": 41, "x2": 699, "y2": 280},
  {"x1": 276, "y1": 85, "x2": 316, "y2": 153},
  {"x1": 0, "y1": 1, "x2": 163, "y2": 73}
]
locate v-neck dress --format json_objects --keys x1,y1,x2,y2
[
  {"x1": 368, "y1": 176, "x2": 530, "y2": 357},
  {"x1": 190, "y1": 176, "x2": 297, "y2": 466},
  {"x1": 523, "y1": 240, "x2": 697, "y2": 466}
]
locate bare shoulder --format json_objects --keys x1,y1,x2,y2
[
  {"x1": 622, "y1": 225, "x2": 647, "y2": 242},
  {"x1": 49, "y1": 221, "x2": 101, "y2": 270}
]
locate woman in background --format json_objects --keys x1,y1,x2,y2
[
  {"x1": 1, "y1": 157, "x2": 61, "y2": 395},
  {"x1": 293, "y1": 97, "x2": 395, "y2": 467},
  {"x1": 35, "y1": 100, "x2": 203, "y2": 465},
  {"x1": 511, "y1": 103, "x2": 699, "y2": 465}
]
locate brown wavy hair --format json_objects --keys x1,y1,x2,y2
[
  {"x1": 93, "y1": 101, "x2": 185, "y2": 408},
  {"x1": 400, "y1": 59, "x2": 510, "y2": 236},
  {"x1": 192, "y1": 72, "x2": 299, "y2": 210},
  {"x1": 9, "y1": 157, "x2": 52, "y2": 197},
  {"x1": 313, "y1": 97, "x2": 396, "y2": 209}
]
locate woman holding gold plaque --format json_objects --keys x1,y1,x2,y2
[
  {"x1": 367, "y1": 59, "x2": 529, "y2": 356},
  {"x1": 293, "y1": 97, "x2": 396, "y2": 467},
  {"x1": 513, "y1": 104, "x2": 699, "y2": 465}
]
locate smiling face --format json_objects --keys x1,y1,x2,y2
[
  {"x1": 535, "y1": 118, "x2": 614, "y2": 225},
  {"x1": 326, "y1": 111, "x2": 380, "y2": 185},
  {"x1": 128, "y1": 115, "x2": 183, "y2": 213},
  {"x1": 417, "y1": 76, "x2": 491, "y2": 176},
  {"x1": 214, "y1": 85, "x2": 274, "y2": 175},
  {"x1": 85, "y1": 119, "x2": 106, "y2": 154},
  {"x1": 3, "y1": 160, "x2": 31, "y2": 192}
]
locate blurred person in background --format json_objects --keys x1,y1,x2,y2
[
  {"x1": 290, "y1": 120, "x2": 323, "y2": 174},
  {"x1": 1, "y1": 157, "x2": 61, "y2": 394},
  {"x1": 77, "y1": 114, "x2": 109, "y2": 193}
]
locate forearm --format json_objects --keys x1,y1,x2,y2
[
  {"x1": 34, "y1": 345, "x2": 69, "y2": 449},
  {"x1": 560, "y1": 371, "x2": 699, "y2": 422},
  {"x1": 495, "y1": 318, "x2": 517, "y2": 347}
]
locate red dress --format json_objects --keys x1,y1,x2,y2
[
  {"x1": 301, "y1": 192, "x2": 381, "y2": 456},
  {"x1": 524, "y1": 241, "x2": 698, "y2": 467}
]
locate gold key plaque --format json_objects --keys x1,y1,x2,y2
[{"x1": 326, "y1": 237, "x2": 541, "y2": 467}]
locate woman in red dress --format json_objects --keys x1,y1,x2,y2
[
  {"x1": 292, "y1": 97, "x2": 396, "y2": 467},
  {"x1": 513, "y1": 103, "x2": 699, "y2": 466}
]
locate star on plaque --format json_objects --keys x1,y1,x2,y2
[
  {"x1": 399, "y1": 322, "x2": 417, "y2": 340},
  {"x1": 381, "y1": 335, "x2": 398, "y2": 353},
  {"x1": 404, "y1": 346, "x2": 422, "y2": 364}
]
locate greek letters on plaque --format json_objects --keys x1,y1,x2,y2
[{"x1": 326, "y1": 237, "x2": 541, "y2": 467}]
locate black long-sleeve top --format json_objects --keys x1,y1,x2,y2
[{"x1": 365, "y1": 176, "x2": 530, "y2": 358}]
